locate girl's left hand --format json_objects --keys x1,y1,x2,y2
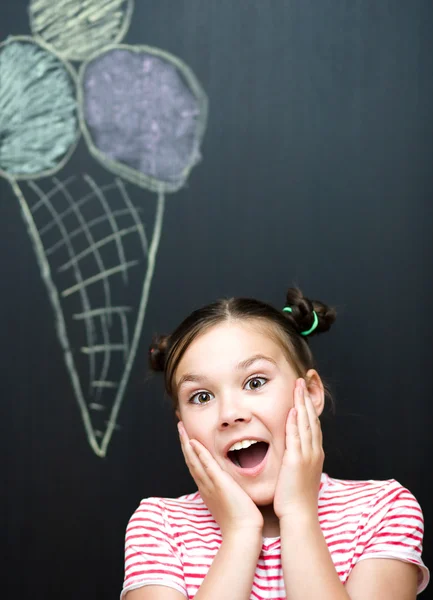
[{"x1": 273, "y1": 378, "x2": 324, "y2": 521}]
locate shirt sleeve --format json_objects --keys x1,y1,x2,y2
[
  {"x1": 120, "y1": 497, "x2": 187, "y2": 599},
  {"x1": 355, "y1": 481, "x2": 430, "y2": 594}
]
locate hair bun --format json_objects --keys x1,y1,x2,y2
[
  {"x1": 149, "y1": 334, "x2": 170, "y2": 372},
  {"x1": 283, "y1": 287, "x2": 336, "y2": 337}
]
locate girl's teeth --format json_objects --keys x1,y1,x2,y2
[
  {"x1": 229, "y1": 439, "x2": 258, "y2": 452},
  {"x1": 241, "y1": 439, "x2": 256, "y2": 449}
]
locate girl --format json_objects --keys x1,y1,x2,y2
[{"x1": 121, "y1": 288, "x2": 429, "y2": 599}]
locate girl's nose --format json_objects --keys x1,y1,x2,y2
[{"x1": 218, "y1": 395, "x2": 252, "y2": 429}]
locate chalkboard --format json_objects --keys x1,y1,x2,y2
[{"x1": 1, "y1": 1, "x2": 432, "y2": 598}]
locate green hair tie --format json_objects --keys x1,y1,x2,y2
[{"x1": 282, "y1": 307, "x2": 319, "y2": 336}]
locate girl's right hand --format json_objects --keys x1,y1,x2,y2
[{"x1": 178, "y1": 421, "x2": 264, "y2": 541}]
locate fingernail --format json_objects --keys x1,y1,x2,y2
[{"x1": 177, "y1": 422, "x2": 183, "y2": 435}]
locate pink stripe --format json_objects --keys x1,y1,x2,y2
[{"x1": 121, "y1": 477, "x2": 426, "y2": 599}]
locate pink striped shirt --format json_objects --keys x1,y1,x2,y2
[{"x1": 121, "y1": 473, "x2": 429, "y2": 599}]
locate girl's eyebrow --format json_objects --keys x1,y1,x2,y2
[
  {"x1": 177, "y1": 373, "x2": 207, "y2": 390},
  {"x1": 177, "y1": 355, "x2": 277, "y2": 390},
  {"x1": 236, "y1": 354, "x2": 278, "y2": 371}
]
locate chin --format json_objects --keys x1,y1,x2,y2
[
  {"x1": 244, "y1": 483, "x2": 276, "y2": 507},
  {"x1": 253, "y1": 494, "x2": 275, "y2": 507}
]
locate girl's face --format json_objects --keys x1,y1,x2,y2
[{"x1": 175, "y1": 320, "x2": 324, "y2": 506}]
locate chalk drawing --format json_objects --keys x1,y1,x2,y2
[
  {"x1": 0, "y1": 36, "x2": 79, "y2": 178},
  {"x1": 29, "y1": 0, "x2": 134, "y2": 61},
  {"x1": 1, "y1": 9, "x2": 208, "y2": 457},
  {"x1": 78, "y1": 45, "x2": 207, "y2": 192}
]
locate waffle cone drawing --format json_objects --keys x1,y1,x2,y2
[{"x1": 0, "y1": 30, "x2": 207, "y2": 456}]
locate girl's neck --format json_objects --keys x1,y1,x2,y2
[{"x1": 259, "y1": 505, "x2": 280, "y2": 538}]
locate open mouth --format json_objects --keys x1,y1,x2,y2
[{"x1": 227, "y1": 441, "x2": 269, "y2": 470}]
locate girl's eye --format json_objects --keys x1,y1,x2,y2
[
  {"x1": 189, "y1": 392, "x2": 213, "y2": 405},
  {"x1": 245, "y1": 377, "x2": 267, "y2": 391}
]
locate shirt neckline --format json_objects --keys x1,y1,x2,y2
[{"x1": 261, "y1": 472, "x2": 329, "y2": 550}]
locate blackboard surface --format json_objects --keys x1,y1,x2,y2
[{"x1": 1, "y1": 1, "x2": 432, "y2": 598}]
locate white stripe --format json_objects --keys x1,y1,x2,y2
[{"x1": 121, "y1": 475, "x2": 429, "y2": 598}]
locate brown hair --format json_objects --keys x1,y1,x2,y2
[{"x1": 149, "y1": 287, "x2": 336, "y2": 408}]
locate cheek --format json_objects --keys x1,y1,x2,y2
[
  {"x1": 180, "y1": 417, "x2": 198, "y2": 439},
  {"x1": 181, "y1": 414, "x2": 212, "y2": 447},
  {"x1": 272, "y1": 418, "x2": 287, "y2": 445},
  {"x1": 267, "y1": 403, "x2": 292, "y2": 445},
  {"x1": 268, "y1": 386, "x2": 294, "y2": 422}
]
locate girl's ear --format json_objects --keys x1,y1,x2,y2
[
  {"x1": 305, "y1": 369, "x2": 325, "y2": 417},
  {"x1": 175, "y1": 409, "x2": 181, "y2": 421}
]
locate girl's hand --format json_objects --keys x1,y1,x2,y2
[
  {"x1": 273, "y1": 378, "x2": 324, "y2": 521},
  {"x1": 178, "y1": 422, "x2": 264, "y2": 540}
]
